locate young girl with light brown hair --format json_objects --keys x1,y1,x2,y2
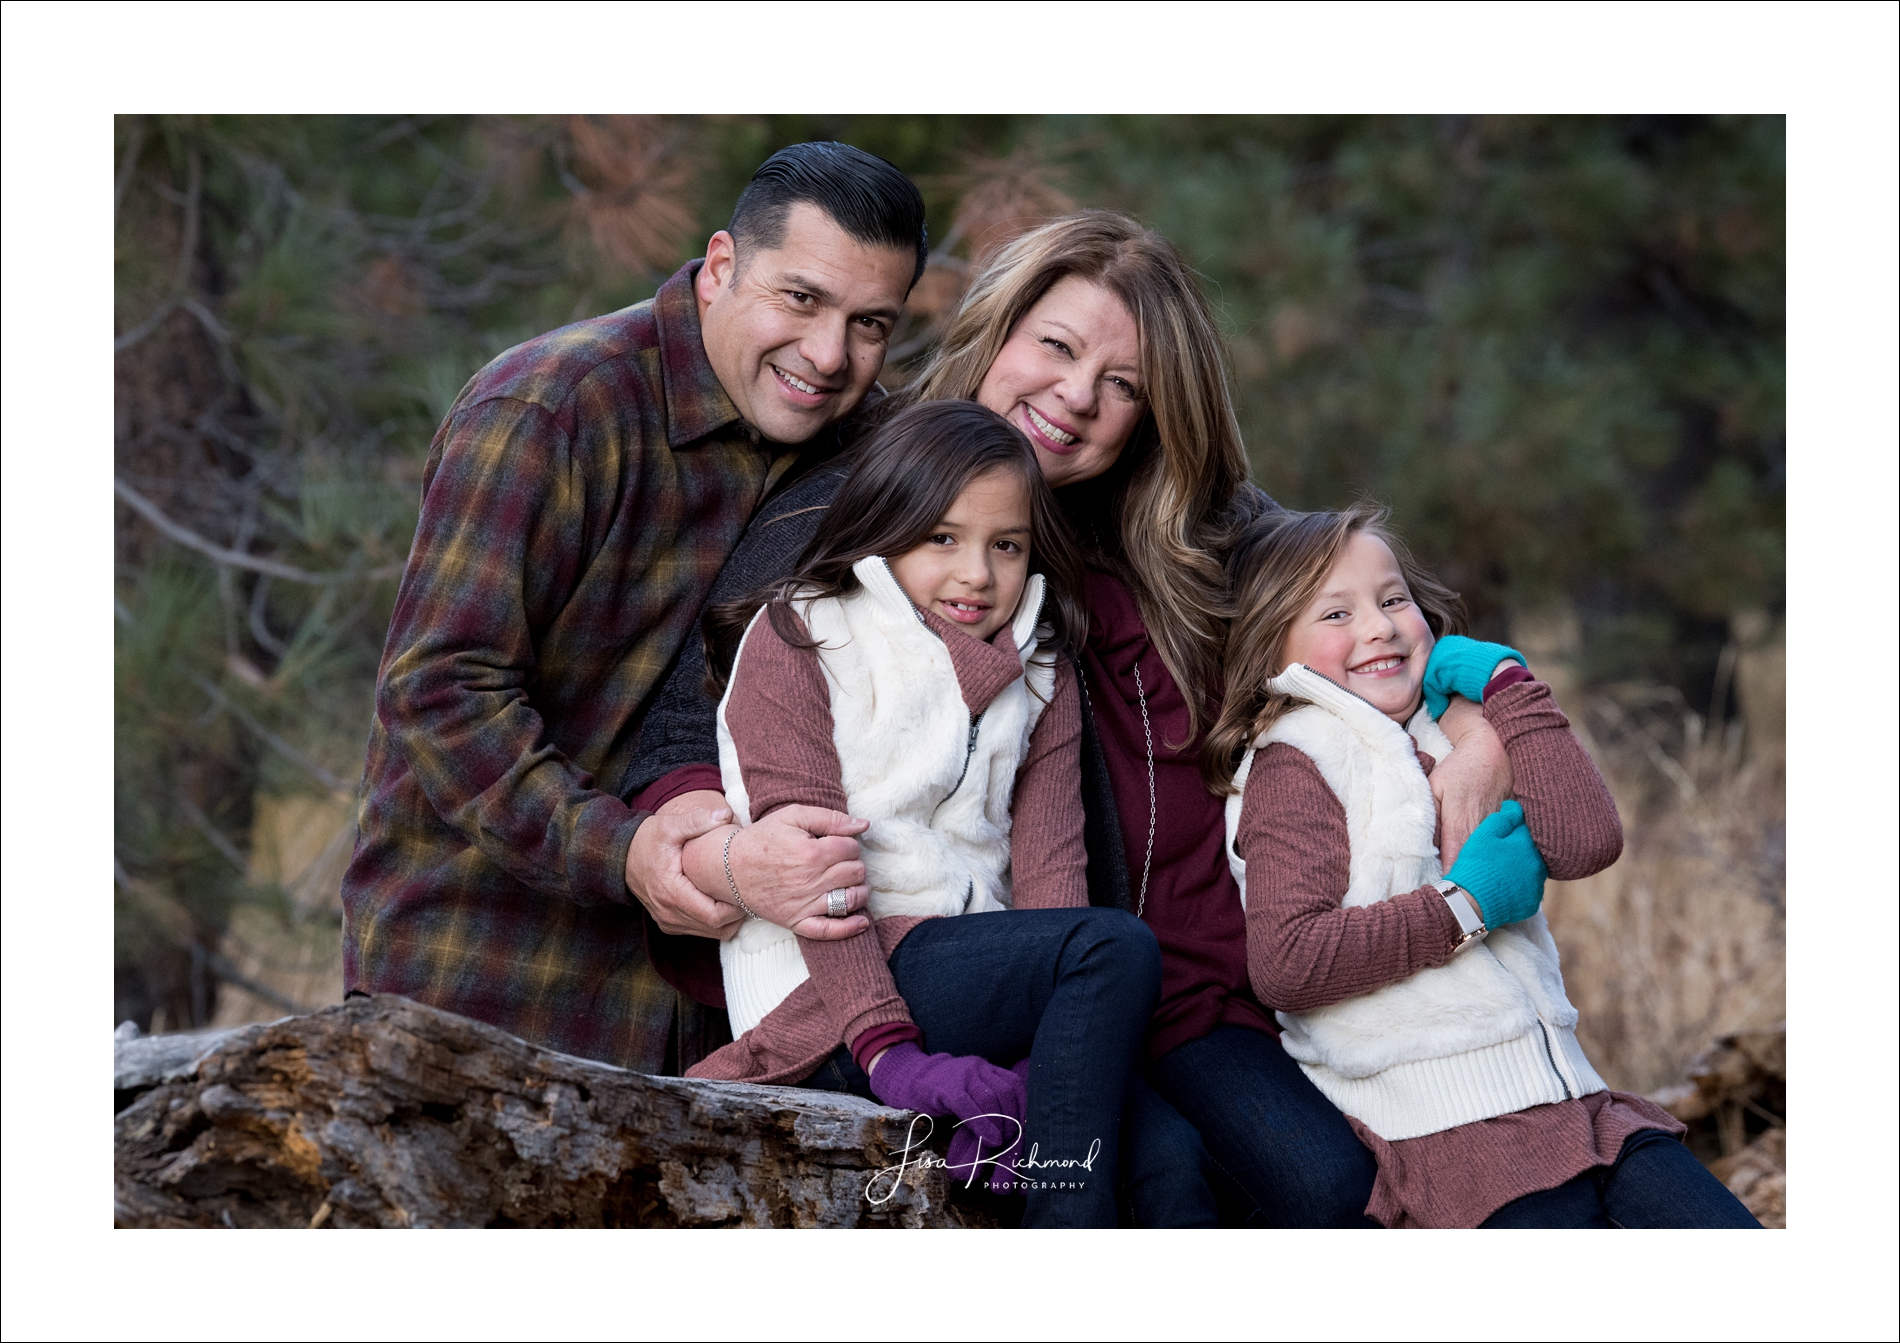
[{"x1": 1209, "y1": 503, "x2": 1759, "y2": 1228}]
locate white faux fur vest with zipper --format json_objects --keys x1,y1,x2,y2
[
  {"x1": 1224, "y1": 663, "x2": 1605, "y2": 1141},
  {"x1": 715, "y1": 556, "x2": 1056, "y2": 1037}
]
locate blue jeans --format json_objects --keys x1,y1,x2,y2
[
  {"x1": 1120, "y1": 1075, "x2": 1224, "y2": 1226},
  {"x1": 1481, "y1": 1126, "x2": 1762, "y2": 1227},
  {"x1": 1144, "y1": 1025, "x2": 1380, "y2": 1227},
  {"x1": 800, "y1": 907, "x2": 1162, "y2": 1228}
]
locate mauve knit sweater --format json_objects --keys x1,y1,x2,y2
[
  {"x1": 1236, "y1": 670, "x2": 1683, "y2": 1228},
  {"x1": 685, "y1": 603, "x2": 1087, "y2": 1085}
]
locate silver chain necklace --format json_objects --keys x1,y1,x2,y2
[{"x1": 1131, "y1": 660, "x2": 1156, "y2": 919}]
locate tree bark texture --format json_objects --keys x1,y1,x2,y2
[{"x1": 114, "y1": 994, "x2": 988, "y2": 1228}]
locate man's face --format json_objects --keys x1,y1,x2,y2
[{"x1": 696, "y1": 202, "x2": 914, "y2": 444}]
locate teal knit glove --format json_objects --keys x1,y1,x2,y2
[
  {"x1": 1445, "y1": 801, "x2": 1548, "y2": 927},
  {"x1": 1422, "y1": 634, "x2": 1526, "y2": 718}
]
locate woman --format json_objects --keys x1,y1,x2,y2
[{"x1": 630, "y1": 211, "x2": 1515, "y2": 1226}]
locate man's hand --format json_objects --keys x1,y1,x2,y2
[
  {"x1": 1432, "y1": 697, "x2": 1515, "y2": 869},
  {"x1": 624, "y1": 795, "x2": 747, "y2": 940},
  {"x1": 682, "y1": 804, "x2": 873, "y2": 941}
]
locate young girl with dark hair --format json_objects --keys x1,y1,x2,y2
[
  {"x1": 1208, "y1": 504, "x2": 1759, "y2": 1228},
  {"x1": 684, "y1": 399, "x2": 1160, "y2": 1228}
]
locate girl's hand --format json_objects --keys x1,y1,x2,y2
[
  {"x1": 868, "y1": 1043, "x2": 1025, "y2": 1174},
  {"x1": 1422, "y1": 634, "x2": 1526, "y2": 718},
  {"x1": 1432, "y1": 699, "x2": 1514, "y2": 867},
  {"x1": 946, "y1": 1057, "x2": 1033, "y2": 1193},
  {"x1": 1445, "y1": 801, "x2": 1548, "y2": 927}
]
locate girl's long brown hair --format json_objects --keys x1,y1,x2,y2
[
  {"x1": 702, "y1": 399, "x2": 1088, "y2": 695},
  {"x1": 1201, "y1": 504, "x2": 1470, "y2": 792},
  {"x1": 889, "y1": 211, "x2": 1259, "y2": 743}
]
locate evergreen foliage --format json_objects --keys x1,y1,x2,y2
[{"x1": 113, "y1": 115, "x2": 1783, "y2": 1029}]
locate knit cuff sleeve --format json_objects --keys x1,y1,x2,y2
[
  {"x1": 851, "y1": 1021, "x2": 923, "y2": 1074},
  {"x1": 630, "y1": 763, "x2": 727, "y2": 815},
  {"x1": 1483, "y1": 664, "x2": 1536, "y2": 699}
]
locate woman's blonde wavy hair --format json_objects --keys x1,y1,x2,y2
[{"x1": 891, "y1": 210, "x2": 1256, "y2": 741}]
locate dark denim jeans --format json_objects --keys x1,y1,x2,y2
[
  {"x1": 1144, "y1": 1024, "x2": 1380, "y2": 1227},
  {"x1": 1119, "y1": 1075, "x2": 1223, "y2": 1226},
  {"x1": 800, "y1": 907, "x2": 1161, "y2": 1228},
  {"x1": 1481, "y1": 1126, "x2": 1762, "y2": 1227}
]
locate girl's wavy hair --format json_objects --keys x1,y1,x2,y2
[
  {"x1": 702, "y1": 398, "x2": 1088, "y2": 695},
  {"x1": 886, "y1": 210, "x2": 1258, "y2": 745},
  {"x1": 1201, "y1": 503, "x2": 1470, "y2": 793}
]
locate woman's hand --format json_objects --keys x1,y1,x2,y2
[
  {"x1": 1422, "y1": 634, "x2": 1525, "y2": 718},
  {"x1": 1444, "y1": 801, "x2": 1548, "y2": 927},
  {"x1": 1433, "y1": 698, "x2": 1514, "y2": 868},
  {"x1": 677, "y1": 802, "x2": 873, "y2": 941}
]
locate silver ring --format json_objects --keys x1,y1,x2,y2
[{"x1": 825, "y1": 889, "x2": 849, "y2": 919}]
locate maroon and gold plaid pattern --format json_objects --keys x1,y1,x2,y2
[{"x1": 342, "y1": 262, "x2": 811, "y2": 1070}]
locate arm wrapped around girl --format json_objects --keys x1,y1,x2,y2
[{"x1": 686, "y1": 597, "x2": 1087, "y2": 1088}]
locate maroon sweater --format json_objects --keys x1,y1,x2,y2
[
  {"x1": 687, "y1": 604, "x2": 1087, "y2": 1084},
  {"x1": 1236, "y1": 671, "x2": 1683, "y2": 1227},
  {"x1": 1081, "y1": 571, "x2": 1277, "y2": 1060}
]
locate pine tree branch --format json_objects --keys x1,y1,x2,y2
[
  {"x1": 175, "y1": 794, "x2": 250, "y2": 876},
  {"x1": 114, "y1": 477, "x2": 403, "y2": 585},
  {"x1": 188, "y1": 673, "x2": 350, "y2": 797},
  {"x1": 114, "y1": 119, "x2": 147, "y2": 218},
  {"x1": 115, "y1": 148, "x2": 202, "y2": 352}
]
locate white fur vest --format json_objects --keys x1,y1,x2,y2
[
  {"x1": 715, "y1": 557, "x2": 1056, "y2": 1037},
  {"x1": 1224, "y1": 663, "x2": 1605, "y2": 1141}
]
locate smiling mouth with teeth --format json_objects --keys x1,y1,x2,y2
[
  {"x1": 1024, "y1": 404, "x2": 1077, "y2": 446},
  {"x1": 773, "y1": 366, "x2": 828, "y2": 397},
  {"x1": 939, "y1": 598, "x2": 992, "y2": 625},
  {"x1": 1351, "y1": 657, "x2": 1407, "y2": 674}
]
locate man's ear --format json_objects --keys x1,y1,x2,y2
[{"x1": 698, "y1": 231, "x2": 738, "y2": 304}]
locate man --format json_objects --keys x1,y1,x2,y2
[{"x1": 342, "y1": 143, "x2": 925, "y2": 1072}]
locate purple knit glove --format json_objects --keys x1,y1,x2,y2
[
  {"x1": 871, "y1": 1043, "x2": 1024, "y2": 1181},
  {"x1": 944, "y1": 1057, "x2": 1033, "y2": 1192}
]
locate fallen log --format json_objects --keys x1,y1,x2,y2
[
  {"x1": 1649, "y1": 1022, "x2": 1786, "y2": 1228},
  {"x1": 114, "y1": 994, "x2": 987, "y2": 1228}
]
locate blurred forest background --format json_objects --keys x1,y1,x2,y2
[{"x1": 114, "y1": 114, "x2": 1784, "y2": 1097}]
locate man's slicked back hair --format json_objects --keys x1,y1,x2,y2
[{"x1": 728, "y1": 141, "x2": 928, "y2": 291}]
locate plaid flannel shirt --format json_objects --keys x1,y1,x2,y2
[{"x1": 342, "y1": 261, "x2": 837, "y2": 1071}]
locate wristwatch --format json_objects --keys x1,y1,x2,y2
[{"x1": 1434, "y1": 878, "x2": 1489, "y2": 954}]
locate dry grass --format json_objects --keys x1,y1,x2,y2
[
  {"x1": 1543, "y1": 683, "x2": 1786, "y2": 1095},
  {"x1": 203, "y1": 793, "x2": 351, "y2": 1031}
]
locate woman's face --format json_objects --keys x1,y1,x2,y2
[{"x1": 976, "y1": 276, "x2": 1146, "y2": 490}]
